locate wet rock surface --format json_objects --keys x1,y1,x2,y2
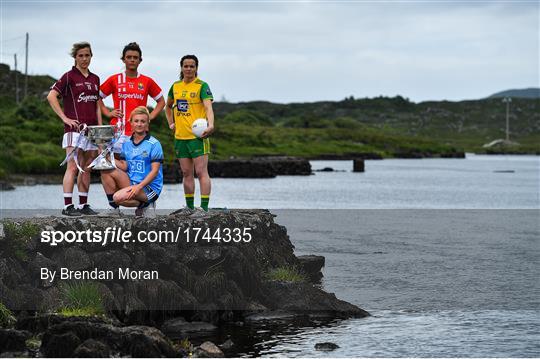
[
  {"x1": 315, "y1": 342, "x2": 340, "y2": 351},
  {"x1": 298, "y1": 255, "x2": 325, "y2": 282}
]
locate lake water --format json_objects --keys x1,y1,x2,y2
[
  {"x1": 1, "y1": 154, "x2": 538, "y2": 210},
  {"x1": 1, "y1": 155, "x2": 539, "y2": 357}
]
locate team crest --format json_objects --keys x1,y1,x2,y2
[
  {"x1": 190, "y1": 92, "x2": 196, "y2": 98},
  {"x1": 138, "y1": 82, "x2": 144, "y2": 90},
  {"x1": 141, "y1": 150, "x2": 149, "y2": 158}
]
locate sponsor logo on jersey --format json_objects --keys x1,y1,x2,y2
[
  {"x1": 118, "y1": 93, "x2": 145, "y2": 100},
  {"x1": 176, "y1": 99, "x2": 189, "y2": 112},
  {"x1": 206, "y1": 88, "x2": 213, "y2": 96},
  {"x1": 130, "y1": 160, "x2": 145, "y2": 173},
  {"x1": 78, "y1": 93, "x2": 98, "y2": 103}
]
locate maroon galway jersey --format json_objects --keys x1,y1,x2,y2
[{"x1": 51, "y1": 66, "x2": 100, "y2": 133}]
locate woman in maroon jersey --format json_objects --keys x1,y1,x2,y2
[{"x1": 47, "y1": 42, "x2": 102, "y2": 216}]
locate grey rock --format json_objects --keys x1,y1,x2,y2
[
  {"x1": 1, "y1": 211, "x2": 367, "y2": 319},
  {"x1": 30, "y1": 252, "x2": 56, "y2": 288},
  {"x1": 73, "y1": 339, "x2": 111, "y2": 357},
  {"x1": 41, "y1": 321, "x2": 176, "y2": 358},
  {"x1": 90, "y1": 250, "x2": 131, "y2": 272},
  {"x1": 0, "y1": 181, "x2": 15, "y2": 191},
  {"x1": 262, "y1": 281, "x2": 370, "y2": 318},
  {"x1": 0, "y1": 329, "x2": 31, "y2": 353},
  {"x1": 161, "y1": 317, "x2": 217, "y2": 338},
  {"x1": 315, "y1": 342, "x2": 340, "y2": 351},
  {"x1": 61, "y1": 247, "x2": 92, "y2": 270},
  {"x1": 41, "y1": 331, "x2": 81, "y2": 357},
  {"x1": 194, "y1": 341, "x2": 224, "y2": 358},
  {"x1": 219, "y1": 339, "x2": 234, "y2": 350},
  {"x1": 298, "y1": 255, "x2": 325, "y2": 282},
  {"x1": 244, "y1": 310, "x2": 303, "y2": 323}
]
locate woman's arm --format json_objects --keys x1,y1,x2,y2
[
  {"x1": 201, "y1": 99, "x2": 214, "y2": 138},
  {"x1": 47, "y1": 90, "x2": 79, "y2": 129},
  {"x1": 150, "y1": 97, "x2": 166, "y2": 122},
  {"x1": 98, "y1": 99, "x2": 123, "y2": 119},
  {"x1": 96, "y1": 101, "x2": 103, "y2": 126},
  {"x1": 165, "y1": 97, "x2": 175, "y2": 130}
]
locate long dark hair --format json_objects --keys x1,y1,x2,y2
[{"x1": 180, "y1": 54, "x2": 198, "y2": 80}]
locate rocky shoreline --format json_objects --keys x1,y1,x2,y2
[
  {"x1": 0, "y1": 210, "x2": 368, "y2": 357},
  {"x1": 0, "y1": 152, "x2": 479, "y2": 190}
]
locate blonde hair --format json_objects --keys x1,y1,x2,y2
[
  {"x1": 70, "y1": 42, "x2": 92, "y2": 58},
  {"x1": 130, "y1": 106, "x2": 150, "y2": 121}
]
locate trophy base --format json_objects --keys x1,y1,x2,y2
[
  {"x1": 88, "y1": 155, "x2": 116, "y2": 171},
  {"x1": 91, "y1": 164, "x2": 117, "y2": 171}
]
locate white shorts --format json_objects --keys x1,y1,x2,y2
[
  {"x1": 62, "y1": 132, "x2": 98, "y2": 151},
  {"x1": 113, "y1": 134, "x2": 130, "y2": 154}
]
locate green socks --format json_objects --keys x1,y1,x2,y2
[
  {"x1": 185, "y1": 193, "x2": 209, "y2": 211},
  {"x1": 185, "y1": 193, "x2": 194, "y2": 209},
  {"x1": 201, "y1": 195, "x2": 210, "y2": 212}
]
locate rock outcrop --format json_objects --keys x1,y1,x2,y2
[
  {"x1": 0, "y1": 210, "x2": 368, "y2": 357},
  {"x1": 161, "y1": 157, "x2": 312, "y2": 182}
]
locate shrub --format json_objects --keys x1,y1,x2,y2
[
  {"x1": 1, "y1": 221, "x2": 39, "y2": 261},
  {"x1": 59, "y1": 281, "x2": 105, "y2": 317},
  {"x1": 0, "y1": 302, "x2": 16, "y2": 327},
  {"x1": 266, "y1": 266, "x2": 306, "y2": 282},
  {"x1": 223, "y1": 109, "x2": 273, "y2": 126}
]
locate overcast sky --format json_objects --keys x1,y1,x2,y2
[{"x1": 1, "y1": 1, "x2": 538, "y2": 104}]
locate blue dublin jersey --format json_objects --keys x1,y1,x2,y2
[{"x1": 120, "y1": 134, "x2": 164, "y2": 194}]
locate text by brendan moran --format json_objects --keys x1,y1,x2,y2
[{"x1": 40, "y1": 267, "x2": 159, "y2": 282}]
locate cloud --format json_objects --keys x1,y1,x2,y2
[{"x1": 1, "y1": 1, "x2": 538, "y2": 103}]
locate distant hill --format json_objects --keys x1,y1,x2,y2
[
  {"x1": 0, "y1": 63, "x2": 55, "y2": 102},
  {"x1": 488, "y1": 88, "x2": 540, "y2": 99},
  {"x1": 0, "y1": 63, "x2": 538, "y2": 180}
]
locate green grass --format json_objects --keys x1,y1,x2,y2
[
  {"x1": 25, "y1": 337, "x2": 42, "y2": 350},
  {"x1": 58, "y1": 281, "x2": 105, "y2": 317},
  {"x1": 0, "y1": 92, "x2": 538, "y2": 177},
  {"x1": 0, "y1": 302, "x2": 16, "y2": 327},
  {"x1": 266, "y1": 266, "x2": 307, "y2": 282},
  {"x1": 1, "y1": 220, "x2": 40, "y2": 261}
]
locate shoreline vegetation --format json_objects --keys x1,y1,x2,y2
[{"x1": 0, "y1": 64, "x2": 538, "y2": 182}]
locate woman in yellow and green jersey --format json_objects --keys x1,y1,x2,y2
[{"x1": 165, "y1": 55, "x2": 215, "y2": 212}]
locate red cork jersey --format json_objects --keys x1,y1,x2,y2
[
  {"x1": 100, "y1": 72, "x2": 162, "y2": 135},
  {"x1": 51, "y1": 66, "x2": 100, "y2": 133}
]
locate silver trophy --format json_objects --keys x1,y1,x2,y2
[{"x1": 86, "y1": 125, "x2": 117, "y2": 171}]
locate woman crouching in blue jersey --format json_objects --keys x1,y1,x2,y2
[{"x1": 101, "y1": 106, "x2": 163, "y2": 217}]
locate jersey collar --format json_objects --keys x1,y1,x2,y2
[
  {"x1": 72, "y1": 66, "x2": 93, "y2": 78},
  {"x1": 131, "y1": 133, "x2": 151, "y2": 146},
  {"x1": 125, "y1": 71, "x2": 140, "y2": 79},
  {"x1": 182, "y1": 76, "x2": 198, "y2": 85}
]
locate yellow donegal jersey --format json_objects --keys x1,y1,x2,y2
[{"x1": 167, "y1": 78, "x2": 213, "y2": 140}]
